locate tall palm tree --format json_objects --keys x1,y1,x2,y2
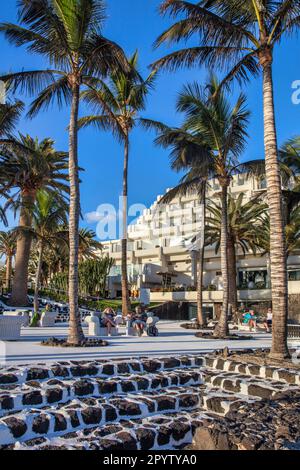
[
  {"x1": 206, "y1": 193, "x2": 268, "y2": 315},
  {"x1": 146, "y1": 122, "x2": 213, "y2": 326},
  {"x1": 20, "y1": 190, "x2": 68, "y2": 313},
  {"x1": 0, "y1": 0, "x2": 128, "y2": 344},
  {"x1": 154, "y1": 0, "x2": 300, "y2": 357},
  {"x1": 179, "y1": 78, "x2": 250, "y2": 337},
  {"x1": 0, "y1": 230, "x2": 17, "y2": 290},
  {"x1": 152, "y1": 76, "x2": 257, "y2": 337},
  {"x1": 78, "y1": 52, "x2": 156, "y2": 315},
  {"x1": 0, "y1": 134, "x2": 69, "y2": 306}
]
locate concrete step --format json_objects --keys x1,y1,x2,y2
[
  {"x1": 0, "y1": 355, "x2": 205, "y2": 386},
  {"x1": 0, "y1": 385, "x2": 202, "y2": 446},
  {"x1": 0, "y1": 369, "x2": 203, "y2": 417},
  {"x1": 203, "y1": 356, "x2": 300, "y2": 386},
  {"x1": 202, "y1": 388, "x2": 257, "y2": 416},
  {"x1": 1, "y1": 353, "x2": 299, "y2": 450},
  {"x1": 6, "y1": 410, "x2": 214, "y2": 451},
  {"x1": 202, "y1": 369, "x2": 298, "y2": 400}
]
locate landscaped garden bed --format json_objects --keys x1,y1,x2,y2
[
  {"x1": 195, "y1": 331, "x2": 252, "y2": 340},
  {"x1": 41, "y1": 337, "x2": 109, "y2": 348}
]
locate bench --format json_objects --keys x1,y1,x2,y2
[
  {"x1": 85, "y1": 315, "x2": 119, "y2": 337},
  {"x1": 40, "y1": 311, "x2": 57, "y2": 327},
  {"x1": 0, "y1": 315, "x2": 24, "y2": 340},
  {"x1": 3, "y1": 311, "x2": 31, "y2": 327}
]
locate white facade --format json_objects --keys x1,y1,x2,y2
[{"x1": 102, "y1": 174, "x2": 300, "y2": 308}]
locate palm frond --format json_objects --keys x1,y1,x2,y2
[{"x1": 28, "y1": 74, "x2": 71, "y2": 117}]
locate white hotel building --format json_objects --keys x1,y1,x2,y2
[{"x1": 102, "y1": 174, "x2": 300, "y2": 320}]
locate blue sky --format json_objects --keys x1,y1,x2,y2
[{"x1": 1, "y1": 0, "x2": 300, "y2": 238}]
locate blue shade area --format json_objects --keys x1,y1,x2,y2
[{"x1": 0, "y1": 0, "x2": 300, "y2": 238}]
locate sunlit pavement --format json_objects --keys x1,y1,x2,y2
[{"x1": 0, "y1": 321, "x2": 275, "y2": 366}]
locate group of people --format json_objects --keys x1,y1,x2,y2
[
  {"x1": 241, "y1": 307, "x2": 273, "y2": 332},
  {"x1": 99, "y1": 305, "x2": 159, "y2": 337}
]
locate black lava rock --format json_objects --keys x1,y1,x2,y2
[
  {"x1": 81, "y1": 407, "x2": 102, "y2": 425},
  {"x1": 73, "y1": 380, "x2": 94, "y2": 396},
  {"x1": 46, "y1": 387, "x2": 63, "y2": 404},
  {"x1": 22, "y1": 391, "x2": 43, "y2": 406},
  {"x1": 27, "y1": 368, "x2": 49, "y2": 381},
  {"x1": 136, "y1": 428, "x2": 156, "y2": 450},
  {"x1": 3, "y1": 417, "x2": 27, "y2": 438},
  {"x1": 32, "y1": 414, "x2": 50, "y2": 435}
]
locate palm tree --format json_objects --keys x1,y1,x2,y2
[
  {"x1": 78, "y1": 52, "x2": 156, "y2": 315},
  {"x1": 20, "y1": 190, "x2": 68, "y2": 313},
  {"x1": 0, "y1": 134, "x2": 68, "y2": 306},
  {"x1": 151, "y1": 76, "x2": 258, "y2": 337},
  {"x1": 178, "y1": 78, "x2": 250, "y2": 337},
  {"x1": 78, "y1": 228, "x2": 102, "y2": 262},
  {"x1": 285, "y1": 206, "x2": 300, "y2": 256},
  {"x1": 0, "y1": 100, "x2": 23, "y2": 139},
  {"x1": 0, "y1": 230, "x2": 17, "y2": 290},
  {"x1": 206, "y1": 193, "x2": 268, "y2": 315},
  {"x1": 280, "y1": 137, "x2": 300, "y2": 197},
  {"x1": 154, "y1": 0, "x2": 300, "y2": 357},
  {"x1": 146, "y1": 122, "x2": 213, "y2": 326},
  {"x1": 0, "y1": 99, "x2": 24, "y2": 224},
  {"x1": 0, "y1": 0, "x2": 128, "y2": 344}
]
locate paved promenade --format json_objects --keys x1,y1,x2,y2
[{"x1": 1, "y1": 321, "x2": 273, "y2": 366}]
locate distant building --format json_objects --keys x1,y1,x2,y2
[{"x1": 102, "y1": 174, "x2": 300, "y2": 320}]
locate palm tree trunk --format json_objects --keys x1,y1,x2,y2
[
  {"x1": 262, "y1": 61, "x2": 289, "y2": 359},
  {"x1": 214, "y1": 184, "x2": 230, "y2": 338},
  {"x1": 121, "y1": 135, "x2": 131, "y2": 316},
  {"x1": 10, "y1": 192, "x2": 34, "y2": 306},
  {"x1": 227, "y1": 233, "x2": 238, "y2": 319},
  {"x1": 67, "y1": 83, "x2": 84, "y2": 345},
  {"x1": 5, "y1": 254, "x2": 12, "y2": 291},
  {"x1": 34, "y1": 241, "x2": 43, "y2": 314},
  {"x1": 197, "y1": 187, "x2": 206, "y2": 326}
]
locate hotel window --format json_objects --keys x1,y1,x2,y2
[
  {"x1": 237, "y1": 176, "x2": 245, "y2": 186},
  {"x1": 288, "y1": 270, "x2": 300, "y2": 281},
  {"x1": 258, "y1": 178, "x2": 267, "y2": 189},
  {"x1": 238, "y1": 269, "x2": 268, "y2": 289}
]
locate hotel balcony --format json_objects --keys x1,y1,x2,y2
[{"x1": 150, "y1": 281, "x2": 300, "y2": 303}]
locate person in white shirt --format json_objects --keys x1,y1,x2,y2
[{"x1": 264, "y1": 308, "x2": 273, "y2": 333}]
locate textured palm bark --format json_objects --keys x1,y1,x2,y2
[
  {"x1": 262, "y1": 62, "x2": 289, "y2": 359},
  {"x1": 197, "y1": 189, "x2": 206, "y2": 326},
  {"x1": 33, "y1": 241, "x2": 43, "y2": 314},
  {"x1": 214, "y1": 184, "x2": 230, "y2": 338},
  {"x1": 10, "y1": 192, "x2": 34, "y2": 306},
  {"x1": 227, "y1": 233, "x2": 238, "y2": 319},
  {"x1": 197, "y1": 251, "x2": 205, "y2": 326},
  {"x1": 5, "y1": 254, "x2": 12, "y2": 291},
  {"x1": 67, "y1": 84, "x2": 84, "y2": 345},
  {"x1": 121, "y1": 136, "x2": 131, "y2": 316}
]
